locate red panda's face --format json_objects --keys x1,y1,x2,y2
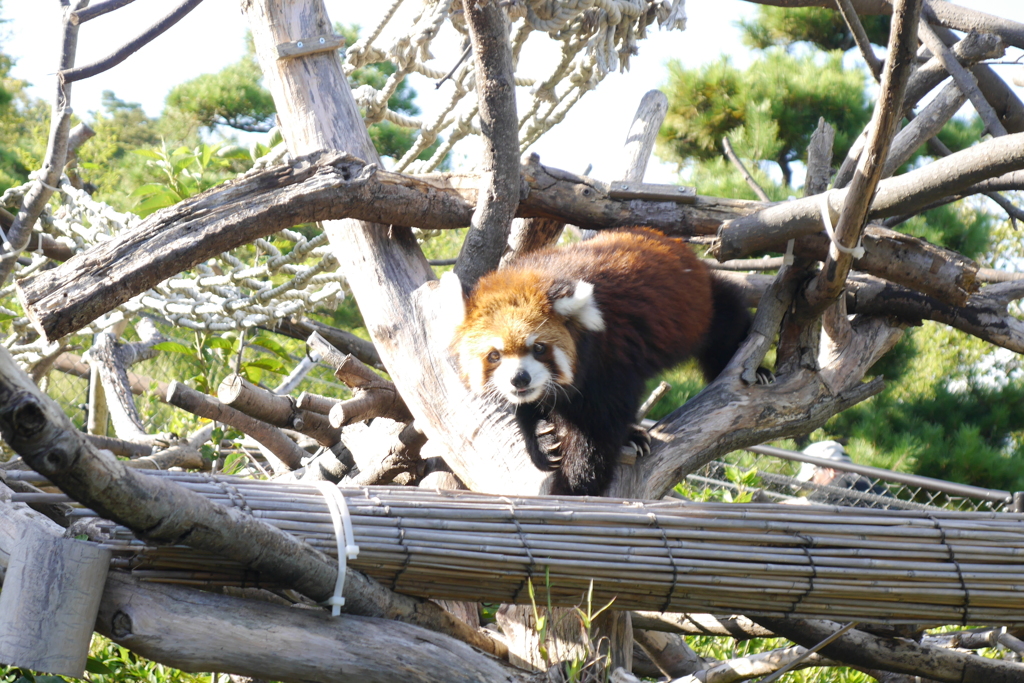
[{"x1": 444, "y1": 269, "x2": 604, "y2": 405}]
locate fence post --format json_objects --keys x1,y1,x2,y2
[{"x1": 0, "y1": 529, "x2": 110, "y2": 677}]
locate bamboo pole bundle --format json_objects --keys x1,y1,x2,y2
[{"x1": 9, "y1": 470, "x2": 1024, "y2": 625}]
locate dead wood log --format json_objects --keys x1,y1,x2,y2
[
  {"x1": 52, "y1": 351, "x2": 169, "y2": 398},
  {"x1": 305, "y1": 332, "x2": 413, "y2": 427},
  {"x1": 270, "y1": 316, "x2": 383, "y2": 371},
  {"x1": 93, "y1": 572, "x2": 533, "y2": 683},
  {"x1": 632, "y1": 629, "x2": 704, "y2": 678},
  {"x1": 631, "y1": 612, "x2": 775, "y2": 640},
  {"x1": 125, "y1": 443, "x2": 206, "y2": 471},
  {"x1": 82, "y1": 433, "x2": 153, "y2": 458},
  {"x1": 346, "y1": 420, "x2": 427, "y2": 487},
  {"x1": 801, "y1": 0, "x2": 920, "y2": 315},
  {"x1": 717, "y1": 131, "x2": 1024, "y2": 261},
  {"x1": 845, "y1": 274, "x2": 1024, "y2": 353},
  {"x1": 166, "y1": 381, "x2": 305, "y2": 472},
  {"x1": 453, "y1": 0, "x2": 520, "y2": 288},
  {"x1": 755, "y1": 617, "x2": 1024, "y2": 683},
  {"x1": 15, "y1": 149, "x2": 765, "y2": 343},
  {"x1": 217, "y1": 374, "x2": 340, "y2": 448},
  {"x1": 82, "y1": 320, "x2": 166, "y2": 444},
  {"x1": 0, "y1": 346, "x2": 506, "y2": 657}
]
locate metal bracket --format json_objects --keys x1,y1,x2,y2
[
  {"x1": 276, "y1": 34, "x2": 345, "y2": 60},
  {"x1": 607, "y1": 180, "x2": 696, "y2": 204}
]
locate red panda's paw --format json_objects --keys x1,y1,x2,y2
[
  {"x1": 534, "y1": 419, "x2": 563, "y2": 470},
  {"x1": 627, "y1": 424, "x2": 651, "y2": 459}
]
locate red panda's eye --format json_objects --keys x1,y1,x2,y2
[
  {"x1": 487, "y1": 350, "x2": 501, "y2": 364},
  {"x1": 532, "y1": 342, "x2": 547, "y2": 358}
]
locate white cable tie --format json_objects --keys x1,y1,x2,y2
[
  {"x1": 819, "y1": 191, "x2": 865, "y2": 260},
  {"x1": 29, "y1": 172, "x2": 60, "y2": 193},
  {"x1": 314, "y1": 481, "x2": 359, "y2": 615},
  {"x1": 783, "y1": 239, "x2": 795, "y2": 266}
]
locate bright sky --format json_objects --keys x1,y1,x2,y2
[{"x1": 4, "y1": 0, "x2": 1023, "y2": 185}]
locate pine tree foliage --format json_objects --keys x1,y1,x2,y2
[
  {"x1": 739, "y1": 5, "x2": 890, "y2": 52},
  {"x1": 659, "y1": 51, "x2": 870, "y2": 186},
  {"x1": 657, "y1": 8, "x2": 1024, "y2": 492}
]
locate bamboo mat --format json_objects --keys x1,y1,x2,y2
[{"x1": 10, "y1": 470, "x2": 1024, "y2": 625}]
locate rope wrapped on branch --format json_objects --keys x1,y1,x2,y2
[{"x1": 11, "y1": 470, "x2": 1024, "y2": 626}]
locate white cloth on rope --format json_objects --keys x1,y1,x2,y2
[
  {"x1": 819, "y1": 191, "x2": 865, "y2": 260},
  {"x1": 314, "y1": 481, "x2": 360, "y2": 616}
]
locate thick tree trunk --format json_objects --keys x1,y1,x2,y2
[{"x1": 241, "y1": 0, "x2": 548, "y2": 495}]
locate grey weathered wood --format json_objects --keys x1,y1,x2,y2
[
  {"x1": 0, "y1": 1, "x2": 82, "y2": 286},
  {"x1": 15, "y1": 151, "x2": 769, "y2": 342},
  {"x1": 94, "y1": 571, "x2": 534, "y2": 683},
  {"x1": 757, "y1": 617, "x2": 1024, "y2": 683},
  {"x1": 217, "y1": 374, "x2": 339, "y2": 447},
  {"x1": 243, "y1": 0, "x2": 549, "y2": 496},
  {"x1": 717, "y1": 131, "x2": 1024, "y2": 261},
  {"x1": 633, "y1": 629, "x2": 704, "y2": 678},
  {"x1": 802, "y1": 0, "x2": 921, "y2": 313},
  {"x1": 919, "y1": 21, "x2": 1008, "y2": 137},
  {"x1": 166, "y1": 381, "x2": 305, "y2": 471},
  {"x1": 272, "y1": 316, "x2": 383, "y2": 370},
  {"x1": 835, "y1": 28, "x2": 1005, "y2": 189},
  {"x1": 883, "y1": 81, "x2": 967, "y2": 178},
  {"x1": 0, "y1": 530, "x2": 110, "y2": 677},
  {"x1": 607, "y1": 181, "x2": 696, "y2": 203},
  {"x1": 0, "y1": 345, "x2": 504, "y2": 656},
  {"x1": 617, "y1": 90, "x2": 669, "y2": 184},
  {"x1": 275, "y1": 32, "x2": 344, "y2": 59},
  {"x1": 500, "y1": 216, "x2": 565, "y2": 267},
  {"x1": 453, "y1": 0, "x2": 520, "y2": 288}
]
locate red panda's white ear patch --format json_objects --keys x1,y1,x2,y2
[
  {"x1": 438, "y1": 271, "x2": 467, "y2": 338},
  {"x1": 552, "y1": 280, "x2": 605, "y2": 332}
]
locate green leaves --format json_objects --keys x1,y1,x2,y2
[{"x1": 658, "y1": 50, "x2": 870, "y2": 187}]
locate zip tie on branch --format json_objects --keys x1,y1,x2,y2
[
  {"x1": 314, "y1": 481, "x2": 360, "y2": 615},
  {"x1": 819, "y1": 191, "x2": 865, "y2": 260}
]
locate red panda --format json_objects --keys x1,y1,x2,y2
[{"x1": 445, "y1": 227, "x2": 752, "y2": 496}]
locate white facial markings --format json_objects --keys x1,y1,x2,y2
[
  {"x1": 552, "y1": 280, "x2": 605, "y2": 332},
  {"x1": 490, "y1": 353, "x2": 551, "y2": 404},
  {"x1": 552, "y1": 346, "x2": 574, "y2": 384}
]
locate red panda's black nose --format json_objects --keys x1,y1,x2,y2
[{"x1": 511, "y1": 370, "x2": 531, "y2": 389}]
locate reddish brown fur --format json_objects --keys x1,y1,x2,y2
[{"x1": 452, "y1": 228, "x2": 745, "y2": 495}]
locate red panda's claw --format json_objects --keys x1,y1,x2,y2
[{"x1": 628, "y1": 425, "x2": 651, "y2": 458}]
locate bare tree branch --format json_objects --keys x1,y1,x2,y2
[
  {"x1": 834, "y1": 0, "x2": 884, "y2": 80},
  {"x1": 453, "y1": 0, "x2": 520, "y2": 288},
  {"x1": 718, "y1": 132, "x2": 1024, "y2": 260},
  {"x1": 723, "y1": 136, "x2": 772, "y2": 202},
  {"x1": 0, "y1": 1, "x2": 84, "y2": 286},
  {"x1": 72, "y1": 0, "x2": 140, "y2": 24},
  {"x1": 92, "y1": 572, "x2": 535, "y2": 683},
  {"x1": 58, "y1": 0, "x2": 207, "y2": 83},
  {"x1": 755, "y1": 617, "x2": 1024, "y2": 683},
  {"x1": 918, "y1": 21, "x2": 1007, "y2": 137},
  {"x1": 802, "y1": 0, "x2": 921, "y2": 314},
  {"x1": 165, "y1": 381, "x2": 307, "y2": 472},
  {"x1": 0, "y1": 346, "x2": 507, "y2": 658}
]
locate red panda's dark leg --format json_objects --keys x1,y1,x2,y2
[
  {"x1": 697, "y1": 275, "x2": 753, "y2": 382},
  {"x1": 515, "y1": 403, "x2": 561, "y2": 472}
]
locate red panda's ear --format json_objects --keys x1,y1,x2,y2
[
  {"x1": 550, "y1": 280, "x2": 605, "y2": 332},
  {"x1": 438, "y1": 271, "x2": 467, "y2": 337}
]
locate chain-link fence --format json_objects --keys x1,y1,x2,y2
[{"x1": 684, "y1": 444, "x2": 1020, "y2": 513}]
